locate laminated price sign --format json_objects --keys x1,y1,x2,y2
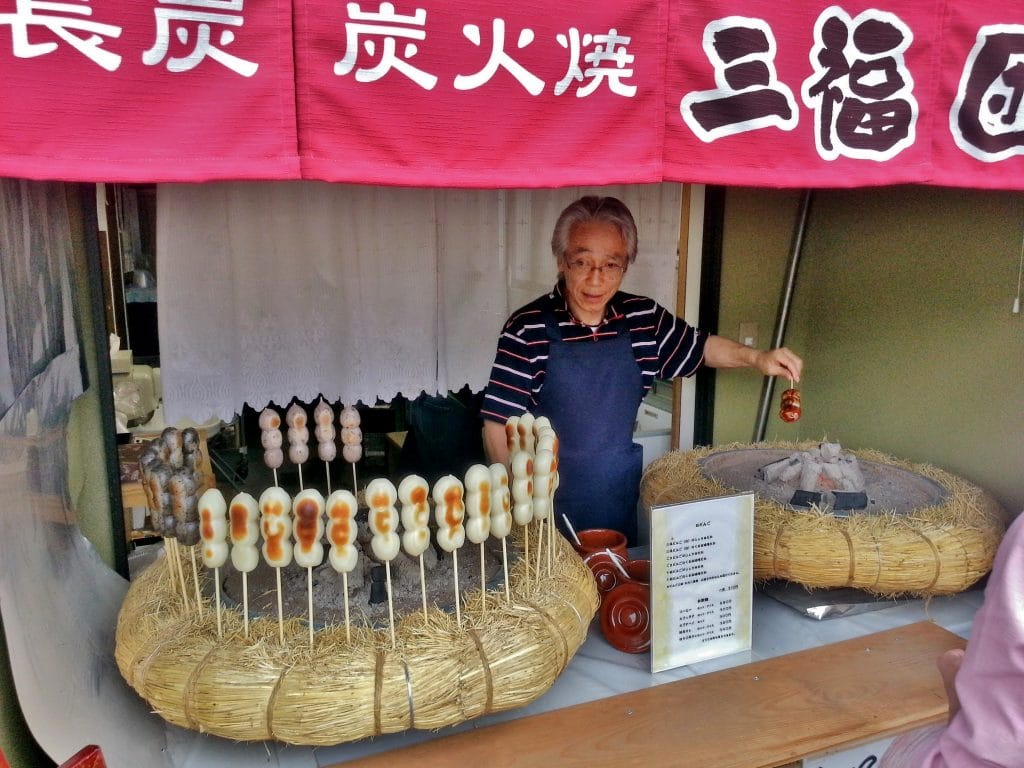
[{"x1": 649, "y1": 493, "x2": 754, "y2": 673}]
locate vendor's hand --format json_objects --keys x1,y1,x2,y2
[
  {"x1": 937, "y1": 647, "x2": 964, "y2": 723},
  {"x1": 756, "y1": 347, "x2": 803, "y2": 383}
]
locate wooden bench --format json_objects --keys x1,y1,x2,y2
[{"x1": 329, "y1": 621, "x2": 963, "y2": 768}]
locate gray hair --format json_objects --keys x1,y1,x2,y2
[{"x1": 550, "y1": 196, "x2": 638, "y2": 269}]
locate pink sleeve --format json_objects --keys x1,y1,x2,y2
[{"x1": 881, "y1": 513, "x2": 1024, "y2": 768}]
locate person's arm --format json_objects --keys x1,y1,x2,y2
[
  {"x1": 937, "y1": 648, "x2": 964, "y2": 723},
  {"x1": 482, "y1": 419, "x2": 509, "y2": 467},
  {"x1": 703, "y1": 335, "x2": 803, "y2": 382},
  {"x1": 881, "y1": 515, "x2": 1024, "y2": 767}
]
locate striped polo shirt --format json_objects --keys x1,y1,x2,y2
[{"x1": 481, "y1": 282, "x2": 707, "y2": 424}]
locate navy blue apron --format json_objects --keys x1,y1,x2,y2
[{"x1": 536, "y1": 316, "x2": 644, "y2": 545}]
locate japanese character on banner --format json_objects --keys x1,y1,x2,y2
[
  {"x1": 455, "y1": 17, "x2": 543, "y2": 95},
  {"x1": 0, "y1": 0, "x2": 122, "y2": 71},
  {"x1": 951, "y1": 24, "x2": 1024, "y2": 163},
  {"x1": 554, "y1": 27, "x2": 637, "y2": 98},
  {"x1": 142, "y1": 0, "x2": 258, "y2": 76},
  {"x1": 801, "y1": 8, "x2": 917, "y2": 161},
  {"x1": 334, "y1": 2, "x2": 438, "y2": 90},
  {"x1": 680, "y1": 16, "x2": 797, "y2": 142}
]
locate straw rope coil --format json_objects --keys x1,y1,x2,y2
[
  {"x1": 115, "y1": 527, "x2": 598, "y2": 745},
  {"x1": 639, "y1": 442, "x2": 1007, "y2": 597}
]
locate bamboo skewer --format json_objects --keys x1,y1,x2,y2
[
  {"x1": 343, "y1": 572, "x2": 351, "y2": 642},
  {"x1": 241, "y1": 571, "x2": 250, "y2": 637},
  {"x1": 479, "y1": 543, "x2": 487, "y2": 617},
  {"x1": 452, "y1": 549, "x2": 462, "y2": 626},
  {"x1": 275, "y1": 567, "x2": 285, "y2": 645},
  {"x1": 419, "y1": 554, "x2": 428, "y2": 621},
  {"x1": 307, "y1": 567, "x2": 315, "y2": 648},
  {"x1": 501, "y1": 539, "x2": 510, "y2": 600},
  {"x1": 190, "y1": 547, "x2": 204, "y2": 619},
  {"x1": 385, "y1": 560, "x2": 396, "y2": 648},
  {"x1": 213, "y1": 567, "x2": 222, "y2": 638}
]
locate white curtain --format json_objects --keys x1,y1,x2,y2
[{"x1": 157, "y1": 182, "x2": 682, "y2": 423}]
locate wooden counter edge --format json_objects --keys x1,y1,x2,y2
[{"x1": 324, "y1": 620, "x2": 964, "y2": 768}]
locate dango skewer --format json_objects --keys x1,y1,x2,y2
[
  {"x1": 142, "y1": 461, "x2": 186, "y2": 606},
  {"x1": 536, "y1": 420, "x2": 559, "y2": 573},
  {"x1": 259, "y1": 407, "x2": 284, "y2": 488},
  {"x1": 260, "y1": 486, "x2": 293, "y2": 644},
  {"x1": 366, "y1": 478, "x2": 400, "y2": 647},
  {"x1": 530, "y1": 449, "x2": 552, "y2": 582},
  {"x1": 198, "y1": 488, "x2": 228, "y2": 637},
  {"x1": 326, "y1": 489, "x2": 359, "y2": 642},
  {"x1": 464, "y1": 465, "x2": 492, "y2": 615},
  {"x1": 154, "y1": 431, "x2": 191, "y2": 611},
  {"x1": 228, "y1": 492, "x2": 260, "y2": 637},
  {"x1": 433, "y1": 475, "x2": 466, "y2": 626},
  {"x1": 293, "y1": 489, "x2": 325, "y2": 647},
  {"x1": 399, "y1": 475, "x2": 432, "y2": 622},
  {"x1": 510, "y1": 450, "x2": 534, "y2": 592},
  {"x1": 286, "y1": 403, "x2": 309, "y2": 491},
  {"x1": 533, "y1": 449, "x2": 557, "y2": 578},
  {"x1": 169, "y1": 466, "x2": 203, "y2": 619},
  {"x1": 314, "y1": 399, "x2": 336, "y2": 494},
  {"x1": 340, "y1": 406, "x2": 362, "y2": 495},
  {"x1": 504, "y1": 416, "x2": 520, "y2": 455},
  {"x1": 489, "y1": 463, "x2": 512, "y2": 600},
  {"x1": 517, "y1": 412, "x2": 536, "y2": 455}
]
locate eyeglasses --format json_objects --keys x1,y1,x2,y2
[{"x1": 565, "y1": 259, "x2": 626, "y2": 280}]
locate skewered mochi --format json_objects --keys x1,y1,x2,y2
[
  {"x1": 532, "y1": 448, "x2": 556, "y2": 521},
  {"x1": 145, "y1": 464, "x2": 175, "y2": 534},
  {"x1": 259, "y1": 486, "x2": 293, "y2": 568},
  {"x1": 510, "y1": 450, "x2": 535, "y2": 526},
  {"x1": 464, "y1": 464, "x2": 492, "y2": 544},
  {"x1": 339, "y1": 405, "x2": 361, "y2": 429},
  {"x1": 504, "y1": 415, "x2": 520, "y2": 454},
  {"x1": 398, "y1": 475, "x2": 431, "y2": 557},
  {"x1": 169, "y1": 467, "x2": 201, "y2": 544},
  {"x1": 432, "y1": 475, "x2": 466, "y2": 552},
  {"x1": 517, "y1": 412, "x2": 536, "y2": 454},
  {"x1": 314, "y1": 399, "x2": 334, "y2": 435},
  {"x1": 198, "y1": 488, "x2": 229, "y2": 569},
  {"x1": 261, "y1": 429, "x2": 283, "y2": 449},
  {"x1": 292, "y1": 489, "x2": 325, "y2": 568},
  {"x1": 317, "y1": 440, "x2": 337, "y2": 463},
  {"x1": 325, "y1": 490, "x2": 359, "y2": 573},
  {"x1": 286, "y1": 404, "x2": 310, "y2": 464},
  {"x1": 228, "y1": 492, "x2": 260, "y2": 573},
  {"x1": 488, "y1": 463, "x2": 512, "y2": 539},
  {"x1": 258, "y1": 408, "x2": 281, "y2": 431},
  {"x1": 365, "y1": 478, "x2": 400, "y2": 561},
  {"x1": 259, "y1": 407, "x2": 284, "y2": 469},
  {"x1": 181, "y1": 427, "x2": 202, "y2": 471},
  {"x1": 314, "y1": 399, "x2": 337, "y2": 461},
  {"x1": 536, "y1": 423, "x2": 558, "y2": 458},
  {"x1": 339, "y1": 406, "x2": 363, "y2": 463},
  {"x1": 289, "y1": 443, "x2": 309, "y2": 465},
  {"x1": 160, "y1": 427, "x2": 183, "y2": 467},
  {"x1": 139, "y1": 444, "x2": 162, "y2": 472}
]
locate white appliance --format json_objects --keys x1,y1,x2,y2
[{"x1": 634, "y1": 380, "x2": 673, "y2": 471}]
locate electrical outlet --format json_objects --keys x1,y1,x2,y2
[{"x1": 739, "y1": 322, "x2": 758, "y2": 348}]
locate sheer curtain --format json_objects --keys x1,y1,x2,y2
[{"x1": 157, "y1": 182, "x2": 682, "y2": 423}]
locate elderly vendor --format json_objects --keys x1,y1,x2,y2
[{"x1": 481, "y1": 195, "x2": 803, "y2": 543}]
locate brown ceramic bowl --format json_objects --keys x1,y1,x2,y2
[
  {"x1": 600, "y1": 580, "x2": 651, "y2": 654},
  {"x1": 573, "y1": 528, "x2": 628, "y2": 560},
  {"x1": 625, "y1": 558, "x2": 650, "y2": 585},
  {"x1": 583, "y1": 549, "x2": 629, "y2": 598}
]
